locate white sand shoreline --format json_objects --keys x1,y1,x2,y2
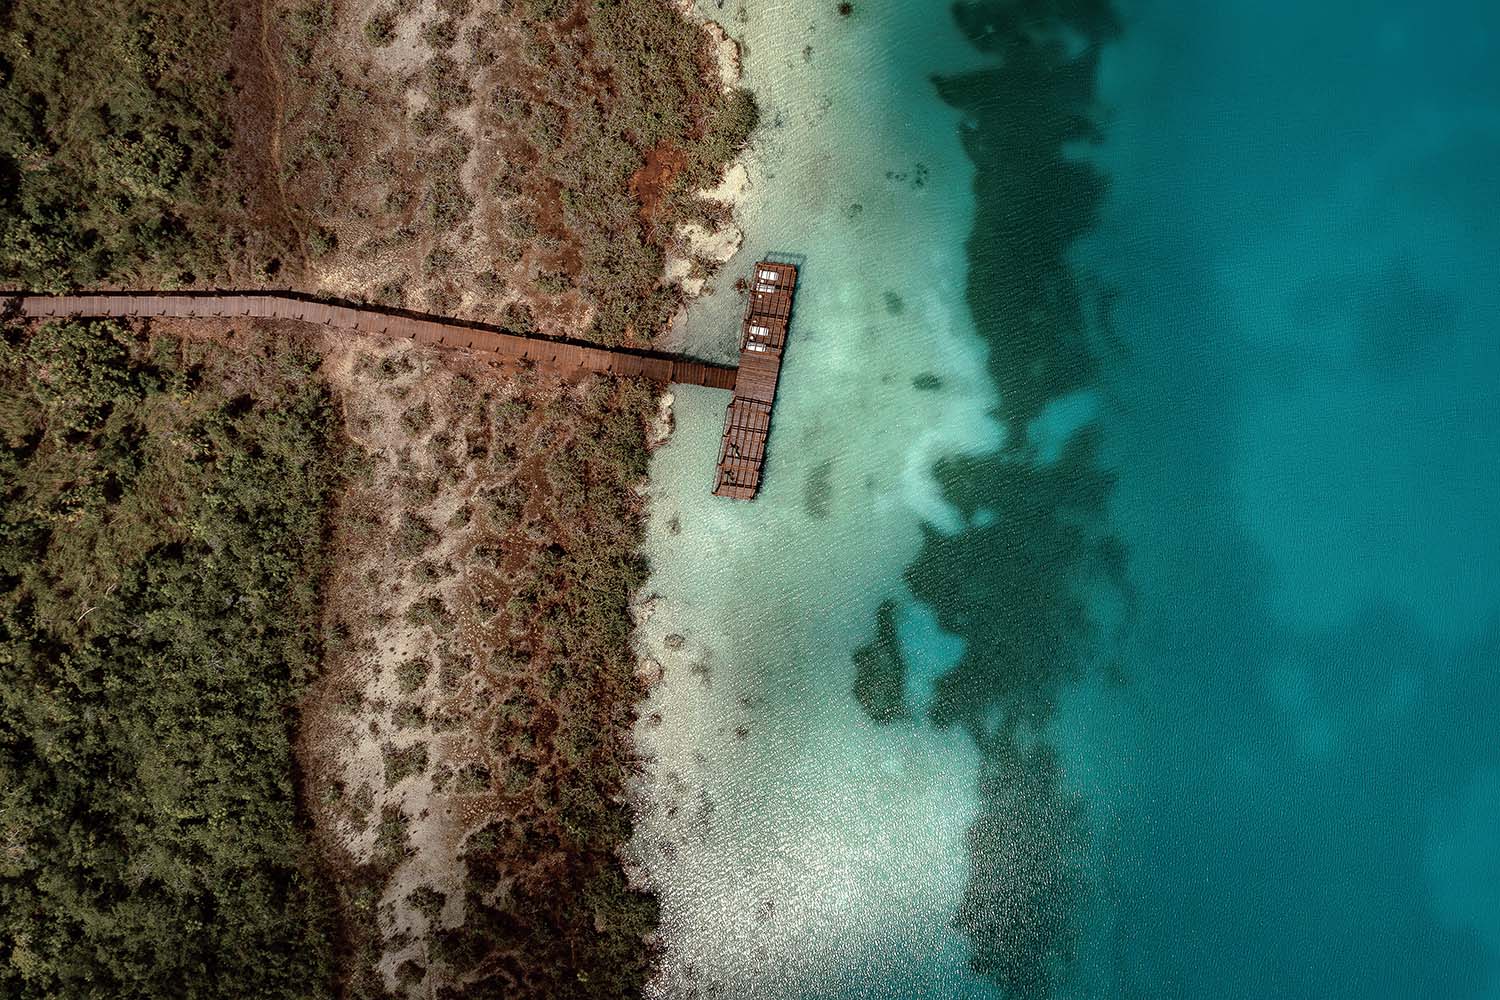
[{"x1": 659, "y1": 1, "x2": 754, "y2": 314}]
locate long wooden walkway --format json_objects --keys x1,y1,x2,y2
[{"x1": 3, "y1": 291, "x2": 738, "y2": 390}]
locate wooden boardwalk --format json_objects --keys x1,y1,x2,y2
[
  {"x1": 7, "y1": 276, "x2": 799, "y2": 499},
  {"x1": 3, "y1": 292, "x2": 738, "y2": 390},
  {"x1": 713, "y1": 261, "x2": 798, "y2": 500}
]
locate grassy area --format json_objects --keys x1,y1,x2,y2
[
  {"x1": 0, "y1": 318, "x2": 343, "y2": 998},
  {"x1": 436, "y1": 378, "x2": 661, "y2": 998},
  {"x1": 0, "y1": 0, "x2": 738, "y2": 993}
]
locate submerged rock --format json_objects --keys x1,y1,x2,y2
[
  {"x1": 635, "y1": 657, "x2": 664, "y2": 687},
  {"x1": 803, "y1": 459, "x2": 835, "y2": 520},
  {"x1": 851, "y1": 600, "x2": 911, "y2": 723}
]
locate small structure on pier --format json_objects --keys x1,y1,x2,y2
[{"x1": 713, "y1": 260, "x2": 798, "y2": 500}]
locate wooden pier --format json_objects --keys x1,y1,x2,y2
[
  {"x1": 714, "y1": 260, "x2": 798, "y2": 500},
  {"x1": 2, "y1": 292, "x2": 737, "y2": 390},
  {"x1": 7, "y1": 268, "x2": 800, "y2": 499}
]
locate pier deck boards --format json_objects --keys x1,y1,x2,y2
[{"x1": 713, "y1": 261, "x2": 798, "y2": 500}]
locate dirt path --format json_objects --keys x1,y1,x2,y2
[{"x1": 258, "y1": 0, "x2": 307, "y2": 266}]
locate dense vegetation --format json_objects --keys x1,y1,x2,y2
[
  {"x1": 0, "y1": 318, "x2": 342, "y2": 997},
  {"x1": 1, "y1": 0, "x2": 746, "y2": 993},
  {"x1": 279, "y1": 0, "x2": 756, "y2": 342},
  {"x1": 0, "y1": 3, "x2": 248, "y2": 288}
]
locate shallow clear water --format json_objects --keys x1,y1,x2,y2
[
  {"x1": 633, "y1": 1, "x2": 1500, "y2": 997},
  {"x1": 633, "y1": 4, "x2": 999, "y2": 995}
]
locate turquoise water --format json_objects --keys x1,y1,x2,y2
[{"x1": 634, "y1": 1, "x2": 1500, "y2": 997}]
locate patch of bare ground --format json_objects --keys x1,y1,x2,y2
[
  {"x1": 222, "y1": 0, "x2": 309, "y2": 283},
  {"x1": 263, "y1": 0, "x2": 757, "y2": 344}
]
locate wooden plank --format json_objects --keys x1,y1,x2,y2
[{"x1": 486, "y1": 333, "x2": 521, "y2": 356}]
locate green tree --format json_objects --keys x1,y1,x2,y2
[{"x1": 0, "y1": 319, "x2": 342, "y2": 999}]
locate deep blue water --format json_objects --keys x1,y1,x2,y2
[
  {"x1": 1060, "y1": 2, "x2": 1500, "y2": 995},
  {"x1": 926, "y1": 0, "x2": 1500, "y2": 995}
]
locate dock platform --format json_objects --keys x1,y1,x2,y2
[{"x1": 713, "y1": 260, "x2": 798, "y2": 500}]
